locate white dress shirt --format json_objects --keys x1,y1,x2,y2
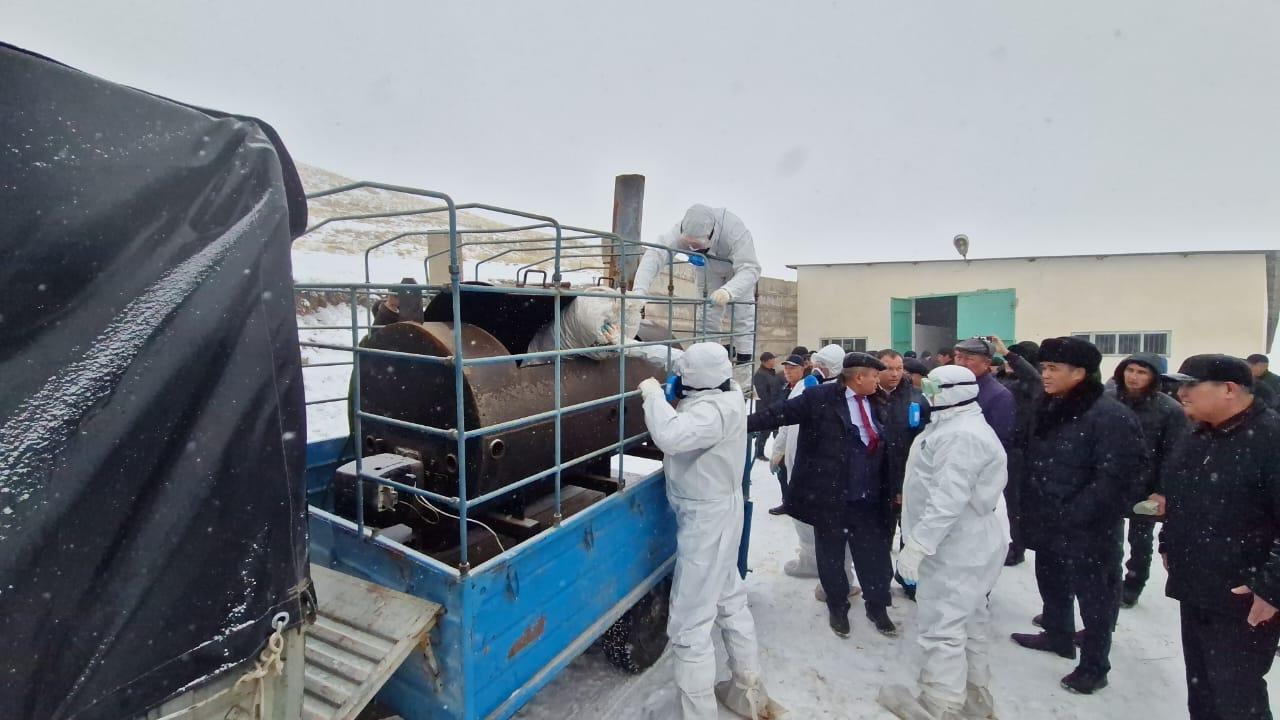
[{"x1": 845, "y1": 388, "x2": 880, "y2": 447}]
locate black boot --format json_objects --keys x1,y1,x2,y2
[
  {"x1": 866, "y1": 605, "x2": 898, "y2": 637},
  {"x1": 1061, "y1": 667, "x2": 1109, "y2": 694},
  {"x1": 829, "y1": 607, "x2": 851, "y2": 638},
  {"x1": 1121, "y1": 582, "x2": 1142, "y2": 609},
  {"x1": 767, "y1": 504, "x2": 787, "y2": 516},
  {"x1": 1011, "y1": 631, "x2": 1077, "y2": 660},
  {"x1": 1005, "y1": 545, "x2": 1025, "y2": 566}
]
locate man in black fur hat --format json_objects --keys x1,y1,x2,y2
[{"x1": 1010, "y1": 337, "x2": 1146, "y2": 695}]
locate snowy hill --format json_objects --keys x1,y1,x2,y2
[{"x1": 293, "y1": 163, "x2": 608, "y2": 286}]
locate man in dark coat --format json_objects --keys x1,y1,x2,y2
[
  {"x1": 875, "y1": 349, "x2": 930, "y2": 599},
  {"x1": 953, "y1": 337, "x2": 1017, "y2": 446},
  {"x1": 1161, "y1": 355, "x2": 1280, "y2": 720},
  {"x1": 1248, "y1": 354, "x2": 1280, "y2": 410},
  {"x1": 751, "y1": 352, "x2": 785, "y2": 460},
  {"x1": 996, "y1": 341, "x2": 1041, "y2": 566},
  {"x1": 748, "y1": 352, "x2": 899, "y2": 639},
  {"x1": 1010, "y1": 337, "x2": 1146, "y2": 695},
  {"x1": 876, "y1": 349, "x2": 931, "y2": 507},
  {"x1": 1107, "y1": 352, "x2": 1188, "y2": 608}
]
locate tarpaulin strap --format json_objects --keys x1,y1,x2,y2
[{"x1": 233, "y1": 613, "x2": 290, "y2": 718}]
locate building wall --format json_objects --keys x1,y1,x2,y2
[
  {"x1": 797, "y1": 253, "x2": 1270, "y2": 376},
  {"x1": 643, "y1": 264, "x2": 796, "y2": 360}
]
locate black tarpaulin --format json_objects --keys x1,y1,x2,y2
[{"x1": 0, "y1": 44, "x2": 311, "y2": 719}]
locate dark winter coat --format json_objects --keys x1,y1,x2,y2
[
  {"x1": 1108, "y1": 353, "x2": 1189, "y2": 500},
  {"x1": 752, "y1": 367, "x2": 786, "y2": 409},
  {"x1": 881, "y1": 381, "x2": 930, "y2": 497},
  {"x1": 748, "y1": 381, "x2": 895, "y2": 528},
  {"x1": 1255, "y1": 371, "x2": 1280, "y2": 410},
  {"x1": 975, "y1": 372, "x2": 1016, "y2": 447},
  {"x1": 1001, "y1": 350, "x2": 1043, "y2": 487},
  {"x1": 1022, "y1": 379, "x2": 1148, "y2": 558},
  {"x1": 1161, "y1": 400, "x2": 1280, "y2": 615}
]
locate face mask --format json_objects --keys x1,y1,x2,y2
[
  {"x1": 921, "y1": 378, "x2": 978, "y2": 406},
  {"x1": 678, "y1": 235, "x2": 710, "y2": 253},
  {"x1": 666, "y1": 373, "x2": 730, "y2": 400}
]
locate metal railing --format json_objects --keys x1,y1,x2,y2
[{"x1": 297, "y1": 182, "x2": 758, "y2": 574}]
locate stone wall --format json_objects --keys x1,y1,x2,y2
[{"x1": 641, "y1": 264, "x2": 796, "y2": 360}]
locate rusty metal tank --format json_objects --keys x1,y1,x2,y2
[{"x1": 356, "y1": 287, "x2": 669, "y2": 503}]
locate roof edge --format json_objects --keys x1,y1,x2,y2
[{"x1": 786, "y1": 249, "x2": 1274, "y2": 270}]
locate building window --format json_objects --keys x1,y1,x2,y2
[
  {"x1": 820, "y1": 337, "x2": 868, "y2": 353},
  {"x1": 1071, "y1": 331, "x2": 1171, "y2": 357}
]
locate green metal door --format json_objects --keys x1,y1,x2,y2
[
  {"x1": 956, "y1": 290, "x2": 1016, "y2": 342},
  {"x1": 890, "y1": 298, "x2": 913, "y2": 353}
]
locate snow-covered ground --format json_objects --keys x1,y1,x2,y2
[{"x1": 517, "y1": 438, "x2": 1280, "y2": 719}]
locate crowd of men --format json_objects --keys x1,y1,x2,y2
[
  {"x1": 737, "y1": 339, "x2": 1280, "y2": 719},
  {"x1": 630, "y1": 206, "x2": 1280, "y2": 719}
]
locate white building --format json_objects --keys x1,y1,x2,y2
[{"x1": 792, "y1": 250, "x2": 1279, "y2": 376}]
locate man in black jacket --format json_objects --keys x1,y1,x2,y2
[
  {"x1": 751, "y1": 352, "x2": 785, "y2": 461},
  {"x1": 748, "y1": 352, "x2": 899, "y2": 639},
  {"x1": 1161, "y1": 355, "x2": 1280, "y2": 720},
  {"x1": 1010, "y1": 337, "x2": 1146, "y2": 695},
  {"x1": 1248, "y1": 354, "x2": 1280, "y2": 410},
  {"x1": 876, "y1": 349, "x2": 930, "y2": 508},
  {"x1": 876, "y1": 349, "x2": 930, "y2": 599},
  {"x1": 1108, "y1": 352, "x2": 1188, "y2": 608},
  {"x1": 991, "y1": 338, "x2": 1042, "y2": 566}
]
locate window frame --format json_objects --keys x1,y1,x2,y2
[
  {"x1": 819, "y1": 337, "x2": 869, "y2": 353},
  {"x1": 1069, "y1": 330, "x2": 1172, "y2": 357}
]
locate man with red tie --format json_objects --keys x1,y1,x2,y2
[{"x1": 748, "y1": 351, "x2": 899, "y2": 639}]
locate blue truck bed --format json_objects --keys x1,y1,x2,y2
[{"x1": 305, "y1": 438, "x2": 678, "y2": 720}]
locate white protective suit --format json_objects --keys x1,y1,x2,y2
[
  {"x1": 886, "y1": 365, "x2": 1010, "y2": 717},
  {"x1": 775, "y1": 345, "x2": 856, "y2": 592},
  {"x1": 641, "y1": 342, "x2": 783, "y2": 719},
  {"x1": 632, "y1": 205, "x2": 762, "y2": 357}
]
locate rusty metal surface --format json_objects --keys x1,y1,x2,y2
[
  {"x1": 358, "y1": 319, "x2": 664, "y2": 502},
  {"x1": 302, "y1": 564, "x2": 441, "y2": 720}
]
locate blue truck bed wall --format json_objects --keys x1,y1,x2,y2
[{"x1": 305, "y1": 439, "x2": 678, "y2": 720}]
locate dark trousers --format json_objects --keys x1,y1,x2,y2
[
  {"x1": 815, "y1": 499, "x2": 893, "y2": 611},
  {"x1": 1123, "y1": 519, "x2": 1156, "y2": 590},
  {"x1": 1005, "y1": 453, "x2": 1024, "y2": 555},
  {"x1": 774, "y1": 463, "x2": 788, "y2": 498},
  {"x1": 1181, "y1": 603, "x2": 1280, "y2": 720},
  {"x1": 1035, "y1": 549, "x2": 1121, "y2": 674},
  {"x1": 753, "y1": 429, "x2": 774, "y2": 458}
]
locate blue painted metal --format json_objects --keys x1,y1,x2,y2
[
  {"x1": 738, "y1": 441, "x2": 755, "y2": 579},
  {"x1": 307, "y1": 440, "x2": 678, "y2": 720}
]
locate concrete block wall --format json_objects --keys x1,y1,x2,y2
[{"x1": 641, "y1": 264, "x2": 796, "y2": 360}]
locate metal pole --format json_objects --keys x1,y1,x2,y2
[{"x1": 610, "y1": 175, "x2": 645, "y2": 286}]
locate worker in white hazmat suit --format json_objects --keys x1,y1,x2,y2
[
  {"x1": 639, "y1": 342, "x2": 787, "y2": 720},
  {"x1": 772, "y1": 345, "x2": 861, "y2": 600},
  {"x1": 631, "y1": 205, "x2": 762, "y2": 363},
  {"x1": 878, "y1": 365, "x2": 1010, "y2": 720}
]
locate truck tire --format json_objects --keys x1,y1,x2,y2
[{"x1": 600, "y1": 575, "x2": 671, "y2": 673}]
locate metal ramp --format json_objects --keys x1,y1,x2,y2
[{"x1": 304, "y1": 564, "x2": 442, "y2": 720}]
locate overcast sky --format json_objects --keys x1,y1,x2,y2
[{"x1": 9, "y1": 1, "x2": 1280, "y2": 279}]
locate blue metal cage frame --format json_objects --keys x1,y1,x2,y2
[{"x1": 295, "y1": 183, "x2": 760, "y2": 719}]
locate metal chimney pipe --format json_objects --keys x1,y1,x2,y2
[{"x1": 610, "y1": 174, "x2": 645, "y2": 287}]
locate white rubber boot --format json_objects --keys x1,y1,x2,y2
[
  {"x1": 715, "y1": 673, "x2": 789, "y2": 720},
  {"x1": 877, "y1": 685, "x2": 964, "y2": 720},
  {"x1": 962, "y1": 684, "x2": 998, "y2": 719}
]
